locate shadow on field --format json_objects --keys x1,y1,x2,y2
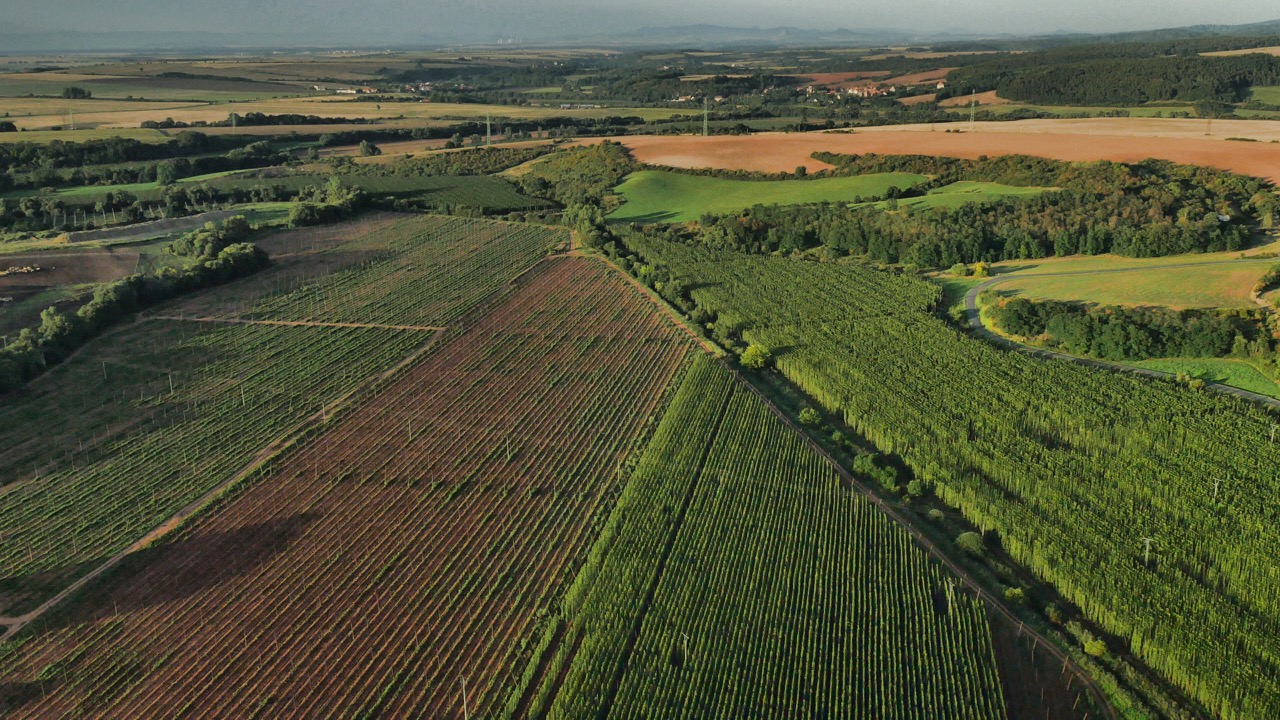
[
  {"x1": 0, "y1": 681, "x2": 44, "y2": 714},
  {"x1": 26, "y1": 512, "x2": 320, "y2": 634},
  {"x1": 608, "y1": 210, "x2": 681, "y2": 223}
]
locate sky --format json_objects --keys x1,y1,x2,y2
[{"x1": 4, "y1": 0, "x2": 1280, "y2": 42}]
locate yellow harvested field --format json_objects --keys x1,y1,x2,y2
[
  {"x1": 939, "y1": 90, "x2": 1011, "y2": 107},
  {"x1": 1203, "y1": 46, "x2": 1280, "y2": 57}
]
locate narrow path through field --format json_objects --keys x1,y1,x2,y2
[
  {"x1": 0, "y1": 330, "x2": 444, "y2": 641},
  {"x1": 147, "y1": 315, "x2": 446, "y2": 332},
  {"x1": 728, "y1": 365, "x2": 1119, "y2": 720},
  {"x1": 963, "y1": 261, "x2": 1280, "y2": 408}
]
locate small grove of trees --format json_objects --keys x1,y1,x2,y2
[
  {"x1": 0, "y1": 242, "x2": 269, "y2": 392},
  {"x1": 0, "y1": 121, "x2": 16, "y2": 133},
  {"x1": 288, "y1": 177, "x2": 368, "y2": 228},
  {"x1": 167, "y1": 215, "x2": 252, "y2": 258},
  {"x1": 562, "y1": 202, "x2": 607, "y2": 249},
  {"x1": 358, "y1": 140, "x2": 382, "y2": 157},
  {"x1": 62, "y1": 86, "x2": 92, "y2": 100}
]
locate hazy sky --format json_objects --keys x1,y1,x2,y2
[{"x1": 5, "y1": 0, "x2": 1280, "y2": 40}]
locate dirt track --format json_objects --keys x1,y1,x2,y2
[{"x1": 598, "y1": 119, "x2": 1280, "y2": 182}]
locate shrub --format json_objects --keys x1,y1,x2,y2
[
  {"x1": 956, "y1": 531, "x2": 985, "y2": 556},
  {"x1": 798, "y1": 407, "x2": 822, "y2": 426},
  {"x1": 739, "y1": 343, "x2": 772, "y2": 369}
]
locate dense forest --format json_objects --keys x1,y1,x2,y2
[
  {"x1": 645, "y1": 154, "x2": 1275, "y2": 266},
  {"x1": 946, "y1": 45, "x2": 1280, "y2": 105}
]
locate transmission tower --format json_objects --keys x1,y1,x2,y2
[{"x1": 703, "y1": 97, "x2": 709, "y2": 137}]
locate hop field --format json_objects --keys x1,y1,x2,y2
[
  {"x1": 629, "y1": 235, "x2": 1280, "y2": 719},
  {"x1": 530, "y1": 358, "x2": 1013, "y2": 719},
  {"x1": 0, "y1": 256, "x2": 694, "y2": 717}
]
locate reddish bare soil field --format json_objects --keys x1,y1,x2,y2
[
  {"x1": 0, "y1": 256, "x2": 693, "y2": 718},
  {"x1": 600, "y1": 124, "x2": 1280, "y2": 183}
]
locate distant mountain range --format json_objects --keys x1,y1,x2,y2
[{"x1": 0, "y1": 18, "x2": 1278, "y2": 54}]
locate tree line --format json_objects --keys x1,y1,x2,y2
[
  {"x1": 987, "y1": 297, "x2": 1271, "y2": 361},
  {"x1": 946, "y1": 47, "x2": 1280, "y2": 105},
  {"x1": 0, "y1": 217, "x2": 269, "y2": 392}
]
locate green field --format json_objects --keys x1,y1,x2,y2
[
  {"x1": 608, "y1": 170, "x2": 927, "y2": 223},
  {"x1": 996, "y1": 261, "x2": 1276, "y2": 309},
  {"x1": 1248, "y1": 86, "x2": 1280, "y2": 105},
  {"x1": 1122, "y1": 357, "x2": 1280, "y2": 399},
  {"x1": 0, "y1": 128, "x2": 171, "y2": 144},
  {"x1": 858, "y1": 181, "x2": 1052, "y2": 210}
]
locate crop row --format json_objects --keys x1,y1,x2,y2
[
  {"x1": 198, "y1": 215, "x2": 564, "y2": 328},
  {"x1": 630, "y1": 236, "x2": 1280, "y2": 720},
  {"x1": 526, "y1": 358, "x2": 1008, "y2": 719},
  {"x1": 0, "y1": 257, "x2": 694, "y2": 718}
]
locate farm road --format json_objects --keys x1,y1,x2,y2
[{"x1": 963, "y1": 260, "x2": 1280, "y2": 409}]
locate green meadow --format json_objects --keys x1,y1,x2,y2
[{"x1": 608, "y1": 169, "x2": 927, "y2": 223}]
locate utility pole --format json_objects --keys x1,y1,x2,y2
[
  {"x1": 1140, "y1": 537, "x2": 1155, "y2": 567},
  {"x1": 461, "y1": 677, "x2": 470, "y2": 720},
  {"x1": 703, "y1": 97, "x2": 709, "y2": 137},
  {"x1": 485, "y1": 112, "x2": 492, "y2": 146},
  {"x1": 1213, "y1": 477, "x2": 1224, "y2": 502},
  {"x1": 1271, "y1": 424, "x2": 1278, "y2": 443},
  {"x1": 682, "y1": 632, "x2": 690, "y2": 664},
  {"x1": 969, "y1": 89, "x2": 977, "y2": 132}
]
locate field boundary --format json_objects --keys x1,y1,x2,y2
[{"x1": 964, "y1": 264, "x2": 1280, "y2": 408}]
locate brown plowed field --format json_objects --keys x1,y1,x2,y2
[
  {"x1": 598, "y1": 121, "x2": 1280, "y2": 182},
  {"x1": 790, "y1": 71, "x2": 893, "y2": 88},
  {"x1": 0, "y1": 256, "x2": 693, "y2": 718}
]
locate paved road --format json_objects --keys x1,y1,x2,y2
[{"x1": 963, "y1": 260, "x2": 1280, "y2": 409}]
